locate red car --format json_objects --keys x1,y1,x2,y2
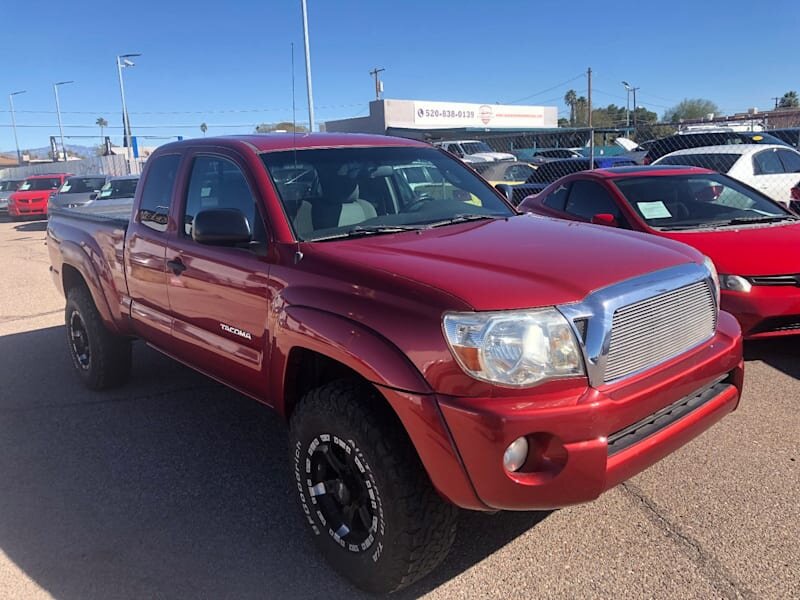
[
  {"x1": 8, "y1": 173, "x2": 71, "y2": 219},
  {"x1": 47, "y1": 136, "x2": 742, "y2": 592},
  {"x1": 520, "y1": 165, "x2": 800, "y2": 338}
]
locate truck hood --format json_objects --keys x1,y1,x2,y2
[
  {"x1": 50, "y1": 191, "x2": 94, "y2": 208},
  {"x1": 661, "y1": 221, "x2": 800, "y2": 276},
  {"x1": 309, "y1": 215, "x2": 702, "y2": 311}
]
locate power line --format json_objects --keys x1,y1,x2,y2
[
  {"x1": 505, "y1": 73, "x2": 586, "y2": 104},
  {"x1": 0, "y1": 102, "x2": 368, "y2": 116}
]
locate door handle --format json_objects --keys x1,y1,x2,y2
[{"x1": 167, "y1": 258, "x2": 187, "y2": 275}]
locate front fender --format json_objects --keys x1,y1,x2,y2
[{"x1": 269, "y1": 306, "x2": 486, "y2": 509}]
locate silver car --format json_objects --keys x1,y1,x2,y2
[
  {"x1": 0, "y1": 179, "x2": 24, "y2": 212},
  {"x1": 47, "y1": 175, "x2": 108, "y2": 210}
]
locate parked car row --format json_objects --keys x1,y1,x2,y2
[{"x1": 0, "y1": 173, "x2": 139, "y2": 220}]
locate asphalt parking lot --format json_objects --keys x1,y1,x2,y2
[{"x1": 0, "y1": 215, "x2": 797, "y2": 600}]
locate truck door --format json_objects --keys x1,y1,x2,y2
[
  {"x1": 125, "y1": 153, "x2": 182, "y2": 347},
  {"x1": 165, "y1": 151, "x2": 272, "y2": 399}
]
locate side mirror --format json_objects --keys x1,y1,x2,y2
[
  {"x1": 495, "y1": 183, "x2": 514, "y2": 204},
  {"x1": 192, "y1": 208, "x2": 251, "y2": 246},
  {"x1": 89, "y1": 192, "x2": 98, "y2": 200},
  {"x1": 591, "y1": 213, "x2": 618, "y2": 227}
]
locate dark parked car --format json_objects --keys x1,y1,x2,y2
[{"x1": 643, "y1": 130, "x2": 790, "y2": 164}]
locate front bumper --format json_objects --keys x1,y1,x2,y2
[
  {"x1": 8, "y1": 202, "x2": 47, "y2": 217},
  {"x1": 436, "y1": 311, "x2": 743, "y2": 511},
  {"x1": 722, "y1": 287, "x2": 800, "y2": 338}
]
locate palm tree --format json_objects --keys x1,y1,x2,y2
[
  {"x1": 96, "y1": 117, "x2": 108, "y2": 145},
  {"x1": 779, "y1": 91, "x2": 799, "y2": 109},
  {"x1": 200, "y1": 122, "x2": 208, "y2": 136},
  {"x1": 564, "y1": 89, "x2": 577, "y2": 125},
  {"x1": 575, "y1": 96, "x2": 588, "y2": 126}
]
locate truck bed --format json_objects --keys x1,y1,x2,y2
[{"x1": 48, "y1": 203, "x2": 132, "y2": 229}]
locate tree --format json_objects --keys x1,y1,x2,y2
[
  {"x1": 200, "y1": 122, "x2": 208, "y2": 136},
  {"x1": 557, "y1": 117, "x2": 570, "y2": 127},
  {"x1": 574, "y1": 96, "x2": 588, "y2": 126},
  {"x1": 663, "y1": 98, "x2": 721, "y2": 123},
  {"x1": 255, "y1": 121, "x2": 308, "y2": 133},
  {"x1": 778, "y1": 91, "x2": 799, "y2": 109},
  {"x1": 96, "y1": 117, "x2": 108, "y2": 144},
  {"x1": 564, "y1": 89, "x2": 577, "y2": 125}
]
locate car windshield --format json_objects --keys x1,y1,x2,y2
[
  {"x1": 60, "y1": 177, "x2": 106, "y2": 194},
  {"x1": 99, "y1": 178, "x2": 138, "y2": 199},
  {"x1": 261, "y1": 146, "x2": 513, "y2": 241},
  {"x1": 657, "y1": 153, "x2": 740, "y2": 173},
  {"x1": 613, "y1": 173, "x2": 792, "y2": 230},
  {"x1": 19, "y1": 178, "x2": 61, "y2": 191},
  {"x1": 460, "y1": 142, "x2": 493, "y2": 154}
]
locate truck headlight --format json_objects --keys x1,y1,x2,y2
[
  {"x1": 443, "y1": 309, "x2": 584, "y2": 387},
  {"x1": 703, "y1": 256, "x2": 721, "y2": 307},
  {"x1": 719, "y1": 274, "x2": 752, "y2": 293}
]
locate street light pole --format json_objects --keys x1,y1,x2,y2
[
  {"x1": 116, "y1": 53, "x2": 141, "y2": 170},
  {"x1": 9, "y1": 90, "x2": 26, "y2": 165},
  {"x1": 300, "y1": 0, "x2": 315, "y2": 131},
  {"x1": 622, "y1": 81, "x2": 631, "y2": 129},
  {"x1": 53, "y1": 81, "x2": 73, "y2": 161}
]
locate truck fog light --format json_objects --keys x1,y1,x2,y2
[{"x1": 503, "y1": 436, "x2": 529, "y2": 472}]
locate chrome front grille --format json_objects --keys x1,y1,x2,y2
[{"x1": 604, "y1": 280, "x2": 717, "y2": 382}]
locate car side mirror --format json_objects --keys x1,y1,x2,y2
[
  {"x1": 495, "y1": 183, "x2": 514, "y2": 204},
  {"x1": 591, "y1": 213, "x2": 618, "y2": 227},
  {"x1": 192, "y1": 208, "x2": 252, "y2": 246},
  {"x1": 89, "y1": 192, "x2": 98, "y2": 200}
]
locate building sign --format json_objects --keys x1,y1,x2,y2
[{"x1": 410, "y1": 100, "x2": 555, "y2": 129}]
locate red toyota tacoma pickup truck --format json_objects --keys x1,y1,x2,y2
[{"x1": 47, "y1": 134, "x2": 743, "y2": 593}]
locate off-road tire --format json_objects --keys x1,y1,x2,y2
[
  {"x1": 289, "y1": 380, "x2": 458, "y2": 593},
  {"x1": 65, "y1": 285, "x2": 131, "y2": 390}
]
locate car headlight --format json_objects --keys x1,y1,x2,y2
[
  {"x1": 703, "y1": 256, "x2": 721, "y2": 307},
  {"x1": 442, "y1": 309, "x2": 584, "y2": 387},
  {"x1": 719, "y1": 274, "x2": 752, "y2": 293}
]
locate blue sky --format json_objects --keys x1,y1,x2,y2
[{"x1": 1, "y1": 0, "x2": 798, "y2": 151}]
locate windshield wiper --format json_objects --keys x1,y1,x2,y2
[
  {"x1": 724, "y1": 215, "x2": 798, "y2": 225},
  {"x1": 312, "y1": 224, "x2": 424, "y2": 241},
  {"x1": 424, "y1": 214, "x2": 506, "y2": 228}
]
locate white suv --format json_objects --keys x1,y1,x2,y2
[{"x1": 434, "y1": 140, "x2": 515, "y2": 163}]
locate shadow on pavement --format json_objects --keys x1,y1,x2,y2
[
  {"x1": 12, "y1": 220, "x2": 48, "y2": 232},
  {"x1": 744, "y1": 337, "x2": 800, "y2": 379},
  {"x1": 0, "y1": 325, "x2": 548, "y2": 599}
]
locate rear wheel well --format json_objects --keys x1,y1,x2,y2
[{"x1": 62, "y1": 264, "x2": 88, "y2": 296}]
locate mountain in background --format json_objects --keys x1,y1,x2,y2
[{"x1": 1, "y1": 144, "x2": 99, "y2": 159}]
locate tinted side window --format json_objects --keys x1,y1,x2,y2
[
  {"x1": 777, "y1": 150, "x2": 800, "y2": 173},
  {"x1": 138, "y1": 154, "x2": 180, "y2": 232},
  {"x1": 564, "y1": 180, "x2": 621, "y2": 220},
  {"x1": 543, "y1": 183, "x2": 570, "y2": 211},
  {"x1": 184, "y1": 155, "x2": 265, "y2": 244},
  {"x1": 753, "y1": 150, "x2": 784, "y2": 175}
]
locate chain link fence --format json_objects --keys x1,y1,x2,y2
[{"x1": 428, "y1": 111, "x2": 800, "y2": 207}]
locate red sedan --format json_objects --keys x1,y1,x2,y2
[
  {"x1": 519, "y1": 165, "x2": 800, "y2": 338},
  {"x1": 8, "y1": 173, "x2": 71, "y2": 219}
]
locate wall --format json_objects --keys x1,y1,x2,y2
[{"x1": 0, "y1": 155, "x2": 144, "y2": 180}]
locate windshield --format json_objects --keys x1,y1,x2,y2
[
  {"x1": 261, "y1": 146, "x2": 513, "y2": 241},
  {"x1": 613, "y1": 173, "x2": 791, "y2": 230},
  {"x1": 60, "y1": 177, "x2": 106, "y2": 194},
  {"x1": 19, "y1": 178, "x2": 61, "y2": 191},
  {"x1": 657, "y1": 153, "x2": 740, "y2": 173},
  {"x1": 98, "y1": 178, "x2": 139, "y2": 199},
  {"x1": 461, "y1": 142, "x2": 493, "y2": 154}
]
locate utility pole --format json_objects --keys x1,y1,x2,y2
[
  {"x1": 773, "y1": 97, "x2": 781, "y2": 109},
  {"x1": 587, "y1": 67, "x2": 593, "y2": 169},
  {"x1": 9, "y1": 90, "x2": 26, "y2": 165},
  {"x1": 369, "y1": 67, "x2": 385, "y2": 100},
  {"x1": 53, "y1": 81, "x2": 73, "y2": 162},
  {"x1": 632, "y1": 86, "x2": 639, "y2": 127},
  {"x1": 300, "y1": 0, "x2": 315, "y2": 131}
]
